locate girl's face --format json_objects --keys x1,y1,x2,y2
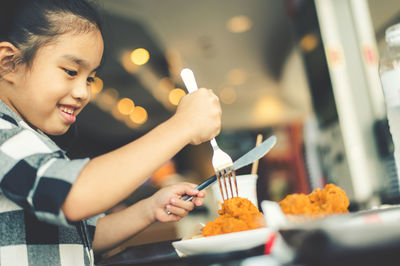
[{"x1": 10, "y1": 29, "x2": 104, "y2": 135}]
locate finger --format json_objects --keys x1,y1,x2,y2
[
  {"x1": 178, "y1": 183, "x2": 199, "y2": 196},
  {"x1": 164, "y1": 209, "x2": 182, "y2": 222},
  {"x1": 193, "y1": 198, "x2": 204, "y2": 207},
  {"x1": 171, "y1": 198, "x2": 195, "y2": 211},
  {"x1": 166, "y1": 204, "x2": 189, "y2": 217},
  {"x1": 186, "y1": 189, "x2": 200, "y2": 196},
  {"x1": 197, "y1": 190, "x2": 206, "y2": 198},
  {"x1": 186, "y1": 190, "x2": 205, "y2": 202}
]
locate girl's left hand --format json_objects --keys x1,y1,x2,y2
[{"x1": 149, "y1": 182, "x2": 206, "y2": 222}]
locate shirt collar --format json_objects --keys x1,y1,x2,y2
[
  {"x1": 0, "y1": 99, "x2": 23, "y2": 124},
  {"x1": 0, "y1": 99, "x2": 41, "y2": 133}
]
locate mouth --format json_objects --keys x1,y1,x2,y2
[{"x1": 58, "y1": 104, "x2": 78, "y2": 124}]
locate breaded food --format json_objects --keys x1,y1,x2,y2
[
  {"x1": 202, "y1": 197, "x2": 265, "y2": 237},
  {"x1": 279, "y1": 183, "x2": 350, "y2": 216}
]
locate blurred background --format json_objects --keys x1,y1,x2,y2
[{"x1": 51, "y1": 0, "x2": 400, "y2": 248}]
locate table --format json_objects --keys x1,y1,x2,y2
[
  {"x1": 97, "y1": 240, "x2": 267, "y2": 266},
  {"x1": 98, "y1": 206, "x2": 400, "y2": 266}
]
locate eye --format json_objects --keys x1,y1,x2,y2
[
  {"x1": 87, "y1": 76, "x2": 95, "y2": 83},
  {"x1": 63, "y1": 68, "x2": 78, "y2": 77}
]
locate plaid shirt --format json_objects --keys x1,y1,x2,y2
[{"x1": 0, "y1": 100, "x2": 101, "y2": 266}]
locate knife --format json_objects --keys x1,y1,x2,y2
[{"x1": 181, "y1": 135, "x2": 277, "y2": 201}]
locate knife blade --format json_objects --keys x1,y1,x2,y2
[{"x1": 181, "y1": 135, "x2": 277, "y2": 201}]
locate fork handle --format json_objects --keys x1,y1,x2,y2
[
  {"x1": 181, "y1": 68, "x2": 198, "y2": 93},
  {"x1": 180, "y1": 175, "x2": 217, "y2": 201},
  {"x1": 210, "y1": 138, "x2": 218, "y2": 149}
]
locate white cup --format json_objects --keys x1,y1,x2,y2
[{"x1": 211, "y1": 174, "x2": 259, "y2": 207}]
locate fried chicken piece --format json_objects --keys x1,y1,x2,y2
[
  {"x1": 279, "y1": 183, "x2": 349, "y2": 216},
  {"x1": 278, "y1": 193, "x2": 315, "y2": 215},
  {"x1": 309, "y1": 183, "x2": 350, "y2": 214},
  {"x1": 202, "y1": 197, "x2": 265, "y2": 237},
  {"x1": 218, "y1": 197, "x2": 260, "y2": 216}
]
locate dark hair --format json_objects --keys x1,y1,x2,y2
[{"x1": 0, "y1": 0, "x2": 103, "y2": 67}]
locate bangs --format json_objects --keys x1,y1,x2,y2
[{"x1": 46, "y1": 12, "x2": 99, "y2": 36}]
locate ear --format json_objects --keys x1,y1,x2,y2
[{"x1": 0, "y1": 42, "x2": 20, "y2": 83}]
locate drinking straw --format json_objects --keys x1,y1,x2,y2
[{"x1": 251, "y1": 134, "x2": 263, "y2": 175}]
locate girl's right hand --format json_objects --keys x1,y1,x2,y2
[
  {"x1": 174, "y1": 88, "x2": 221, "y2": 145},
  {"x1": 148, "y1": 182, "x2": 206, "y2": 223}
]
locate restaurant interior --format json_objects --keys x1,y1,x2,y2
[{"x1": 49, "y1": 0, "x2": 400, "y2": 265}]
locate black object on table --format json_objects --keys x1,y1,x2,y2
[
  {"x1": 97, "y1": 239, "x2": 265, "y2": 266},
  {"x1": 279, "y1": 209, "x2": 400, "y2": 266}
]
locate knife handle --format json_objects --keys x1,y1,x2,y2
[{"x1": 180, "y1": 175, "x2": 217, "y2": 201}]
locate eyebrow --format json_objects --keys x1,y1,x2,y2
[{"x1": 61, "y1": 54, "x2": 101, "y2": 73}]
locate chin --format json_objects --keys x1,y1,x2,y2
[
  {"x1": 45, "y1": 126, "x2": 71, "y2": 136},
  {"x1": 28, "y1": 120, "x2": 71, "y2": 136}
]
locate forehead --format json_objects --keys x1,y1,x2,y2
[{"x1": 34, "y1": 30, "x2": 104, "y2": 70}]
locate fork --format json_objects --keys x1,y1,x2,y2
[{"x1": 180, "y1": 68, "x2": 238, "y2": 201}]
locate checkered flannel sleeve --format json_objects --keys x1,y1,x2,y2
[{"x1": 0, "y1": 114, "x2": 89, "y2": 226}]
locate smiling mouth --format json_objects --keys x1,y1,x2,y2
[
  {"x1": 58, "y1": 105, "x2": 77, "y2": 123},
  {"x1": 60, "y1": 106, "x2": 75, "y2": 115}
]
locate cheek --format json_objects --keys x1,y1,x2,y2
[{"x1": 26, "y1": 72, "x2": 66, "y2": 99}]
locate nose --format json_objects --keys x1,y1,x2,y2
[{"x1": 71, "y1": 81, "x2": 90, "y2": 102}]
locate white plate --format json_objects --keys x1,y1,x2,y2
[{"x1": 172, "y1": 227, "x2": 274, "y2": 256}]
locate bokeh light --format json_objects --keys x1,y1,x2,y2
[
  {"x1": 226, "y1": 15, "x2": 252, "y2": 33},
  {"x1": 130, "y1": 48, "x2": 150, "y2": 66},
  {"x1": 90, "y1": 77, "x2": 103, "y2": 101},
  {"x1": 253, "y1": 96, "x2": 283, "y2": 123},
  {"x1": 130, "y1": 106, "x2": 148, "y2": 124},
  {"x1": 117, "y1": 98, "x2": 135, "y2": 115},
  {"x1": 219, "y1": 87, "x2": 237, "y2": 104},
  {"x1": 227, "y1": 69, "x2": 247, "y2": 85},
  {"x1": 300, "y1": 34, "x2": 318, "y2": 52},
  {"x1": 168, "y1": 88, "x2": 186, "y2": 106}
]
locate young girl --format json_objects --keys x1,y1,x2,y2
[{"x1": 0, "y1": 0, "x2": 221, "y2": 265}]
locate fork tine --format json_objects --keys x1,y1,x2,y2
[
  {"x1": 226, "y1": 170, "x2": 235, "y2": 198},
  {"x1": 232, "y1": 169, "x2": 239, "y2": 197},
  {"x1": 222, "y1": 172, "x2": 230, "y2": 200},
  {"x1": 216, "y1": 172, "x2": 226, "y2": 201},
  {"x1": 217, "y1": 167, "x2": 239, "y2": 200}
]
